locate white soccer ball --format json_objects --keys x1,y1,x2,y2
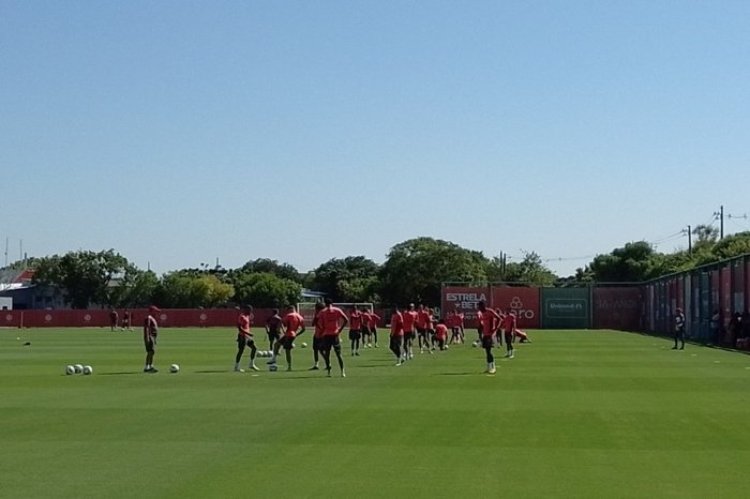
[
  {"x1": 301, "y1": 342, "x2": 308, "y2": 348},
  {"x1": 65, "y1": 365, "x2": 75, "y2": 375},
  {"x1": 256, "y1": 351, "x2": 264, "y2": 358},
  {"x1": 263, "y1": 351, "x2": 271, "y2": 358},
  {"x1": 73, "y1": 364, "x2": 84, "y2": 374},
  {"x1": 83, "y1": 365, "x2": 93, "y2": 375},
  {"x1": 170, "y1": 364, "x2": 180, "y2": 373},
  {"x1": 269, "y1": 364, "x2": 278, "y2": 372},
  {"x1": 472, "y1": 341, "x2": 479, "y2": 348}
]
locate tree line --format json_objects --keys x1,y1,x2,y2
[{"x1": 5, "y1": 232, "x2": 750, "y2": 309}]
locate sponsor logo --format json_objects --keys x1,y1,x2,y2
[
  {"x1": 445, "y1": 292, "x2": 487, "y2": 311},
  {"x1": 509, "y1": 296, "x2": 535, "y2": 320}
]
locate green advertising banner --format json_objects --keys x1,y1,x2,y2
[{"x1": 541, "y1": 287, "x2": 591, "y2": 329}]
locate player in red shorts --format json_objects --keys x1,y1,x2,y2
[
  {"x1": 309, "y1": 302, "x2": 326, "y2": 370},
  {"x1": 477, "y1": 301, "x2": 501, "y2": 374},
  {"x1": 317, "y1": 298, "x2": 349, "y2": 377},
  {"x1": 500, "y1": 310, "x2": 517, "y2": 358},
  {"x1": 268, "y1": 305, "x2": 305, "y2": 371},
  {"x1": 434, "y1": 319, "x2": 449, "y2": 351},
  {"x1": 389, "y1": 305, "x2": 405, "y2": 366},
  {"x1": 143, "y1": 306, "x2": 160, "y2": 373},
  {"x1": 402, "y1": 303, "x2": 418, "y2": 360},
  {"x1": 349, "y1": 306, "x2": 363, "y2": 356},
  {"x1": 234, "y1": 304, "x2": 258, "y2": 372}
]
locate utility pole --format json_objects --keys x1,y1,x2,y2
[
  {"x1": 685, "y1": 225, "x2": 692, "y2": 255},
  {"x1": 713, "y1": 205, "x2": 724, "y2": 239}
]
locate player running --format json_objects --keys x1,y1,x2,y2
[
  {"x1": 269, "y1": 305, "x2": 305, "y2": 371},
  {"x1": 317, "y1": 298, "x2": 349, "y2": 377},
  {"x1": 309, "y1": 302, "x2": 326, "y2": 370},
  {"x1": 143, "y1": 306, "x2": 160, "y2": 373},
  {"x1": 349, "y1": 306, "x2": 363, "y2": 356},
  {"x1": 389, "y1": 305, "x2": 405, "y2": 365},
  {"x1": 234, "y1": 304, "x2": 258, "y2": 372},
  {"x1": 402, "y1": 303, "x2": 418, "y2": 360},
  {"x1": 477, "y1": 301, "x2": 501, "y2": 374},
  {"x1": 265, "y1": 309, "x2": 283, "y2": 350},
  {"x1": 500, "y1": 310, "x2": 517, "y2": 358}
]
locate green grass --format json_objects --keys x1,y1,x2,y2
[{"x1": 2, "y1": 327, "x2": 750, "y2": 498}]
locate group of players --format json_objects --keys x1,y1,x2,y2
[{"x1": 227, "y1": 299, "x2": 530, "y2": 377}]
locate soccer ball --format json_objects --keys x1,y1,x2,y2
[
  {"x1": 73, "y1": 364, "x2": 84, "y2": 374},
  {"x1": 170, "y1": 364, "x2": 180, "y2": 373},
  {"x1": 65, "y1": 365, "x2": 75, "y2": 375},
  {"x1": 269, "y1": 364, "x2": 278, "y2": 372},
  {"x1": 83, "y1": 365, "x2": 93, "y2": 375},
  {"x1": 256, "y1": 351, "x2": 265, "y2": 358},
  {"x1": 301, "y1": 342, "x2": 308, "y2": 348},
  {"x1": 472, "y1": 341, "x2": 479, "y2": 348}
]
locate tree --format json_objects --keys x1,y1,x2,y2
[
  {"x1": 692, "y1": 224, "x2": 719, "y2": 250},
  {"x1": 711, "y1": 231, "x2": 750, "y2": 260},
  {"x1": 379, "y1": 238, "x2": 487, "y2": 305},
  {"x1": 239, "y1": 258, "x2": 301, "y2": 283},
  {"x1": 32, "y1": 250, "x2": 133, "y2": 309},
  {"x1": 515, "y1": 251, "x2": 557, "y2": 286},
  {"x1": 232, "y1": 272, "x2": 301, "y2": 308},
  {"x1": 110, "y1": 270, "x2": 161, "y2": 307},
  {"x1": 588, "y1": 241, "x2": 661, "y2": 282},
  {"x1": 311, "y1": 256, "x2": 380, "y2": 302},
  {"x1": 155, "y1": 272, "x2": 234, "y2": 308}
]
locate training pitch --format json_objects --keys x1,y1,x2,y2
[{"x1": 2, "y1": 327, "x2": 750, "y2": 498}]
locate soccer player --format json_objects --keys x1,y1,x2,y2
[
  {"x1": 234, "y1": 304, "x2": 258, "y2": 372},
  {"x1": 367, "y1": 310, "x2": 381, "y2": 348},
  {"x1": 416, "y1": 304, "x2": 430, "y2": 354},
  {"x1": 402, "y1": 303, "x2": 418, "y2": 360},
  {"x1": 389, "y1": 305, "x2": 405, "y2": 365},
  {"x1": 477, "y1": 301, "x2": 501, "y2": 374},
  {"x1": 317, "y1": 298, "x2": 349, "y2": 377},
  {"x1": 673, "y1": 307, "x2": 686, "y2": 350},
  {"x1": 309, "y1": 302, "x2": 326, "y2": 370},
  {"x1": 435, "y1": 319, "x2": 449, "y2": 350},
  {"x1": 449, "y1": 309, "x2": 465, "y2": 344},
  {"x1": 109, "y1": 308, "x2": 119, "y2": 332},
  {"x1": 427, "y1": 307, "x2": 437, "y2": 351},
  {"x1": 349, "y1": 306, "x2": 363, "y2": 356},
  {"x1": 269, "y1": 305, "x2": 305, "y2": 371},
  {"x1": 500, "y1": 310, "x2": 517, "y2": 358},
  {"x1": 514, "y1": 328, "x2": 531, "y2": 343},
  {"x1": 361, "y1": 309, "x2": 372, "y2": 348},
  {"x1": 265, "y1": 309, "x2": 283, "y2": 350},
  {"x1": 121, "y1": 309, "x2": 132, "y2": 331},
  {"x1": 143, "y1": 305, "x2": 160, "y2": 373}
]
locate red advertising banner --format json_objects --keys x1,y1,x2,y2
[
  {"x1": 593, "y1": 287, "x2": 643, "y2": 331},
  {"x1": 441, "y1": 286, "x2": 490, "y2": 327},
  {"x1": 490, "y1": 287, "x2": 540, "y2": 328}
]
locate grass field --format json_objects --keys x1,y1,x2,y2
[{"x1": 2, "y1": 327, "x2": 750, "y2": 498}]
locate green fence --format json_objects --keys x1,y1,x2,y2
[{"x1": 541, "y1": 287, "x2": 591, "y2": 329}]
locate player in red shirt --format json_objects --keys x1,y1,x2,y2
[
  {"x1": 234, "y1": 304, "x2": 258, "y2": 372},
  {"x1": 317, "y1": 298, "x2": 349, "y2": 377},
  {"x1": 434, "y1": 319, "x2": 449, "y2": 351},
  {"x1": 367, "y1": 311, "x2": 381, "y2": 348},
  {"x1": 416, "y1": 304, "x2": 430, "y2": 354},
  {"x1": 265, "y1": 309, "x2": 283, "y2": 350},
  {"x1": 500, "y1": 310, "x2": 517, "y2": 359},
  {"x1": 309, "y1": 302, "x2": 326, "y2": 370},
  {"x1": 427, "y1": 307, "x2": 437, "y2": 351},
  {"x1": 349, "y1": 306, "x2": 364, "y2": 356},
  {"x1": 477, "y1": 301, "x2": 501, "y2": 374},
  {"x1": 402, "y1": 303, "x2": 418, "y2": 360},
  {"x1": 268, "y1": 305, "x2": 305, "y2": 371},
  {"x1": 121, "y1": 309, "x2": 132, "y2": 331},
  {"x1": 110, "y1": 309, "x2": 119, "y2": 332},
  {"x1": 514, "y1": 328, "x2": 531, "y2": 343},
  {"x1": 143, "y1": 306, "x2": 160, "y2": 373},
  {"x1": 389, "y1": 305, "x2": 405, "y2": 366}
]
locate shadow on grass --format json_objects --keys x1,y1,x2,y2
[
  {"x1": 194, "y1": 370, "x2": 234, "y2": 374},
  {"x1": 435, "y1": 372, "x2": 476, "y2": 376},
  {"x1": 98, "y1": 371, "x2": 143, "y2": 376}
]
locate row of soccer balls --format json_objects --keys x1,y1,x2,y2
[{"x1": 64, "y1": 364, "x2": 181, "y2": 375}]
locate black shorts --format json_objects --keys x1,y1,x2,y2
[
  {"x1": 504, "y1": 331, "x2": 513, "y2": 344},
  {"x1": 267, "y1": 331, "x2": 281, "y2": 343},
  {"x1": 481, "y1": 336, "x2": 494, "y2": 349},
  {"x1": 416, "y1": 327, "x2": 427, "y2": 337},
  {"x1": 451, "y1": 327, "x2": 460, "y2": 336},
  {"x1": 313, "y1": 336, "x2": 323, "y2": 351},
  {"x1": 349, "y1": 330, "x2": 361, "y2": 340},
  {"x1": 322, "y1": 335, "x2": 341, "y2": 352},
  {"x1": 389, "y1": 335, "x2": 402, "y2": 350},
  {"x1": 428, "y1": 329, "x2": 435, "y2": 337},
  {"x1": 404, "y1": 331, "x2": 415, "y2": 341},
  {"x1": 280, "y1": 336, "x2": 295, "y2": 350},
  {"x1": 237, "y1": 334, "x2": 255, "y2": 348},
  {"x1": 144, "y1": 338, "x2": 156, "y2": 353}
]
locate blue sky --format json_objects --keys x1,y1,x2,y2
[{"x1": 2, "y1": 0, "x2": 749, "y2": 277}]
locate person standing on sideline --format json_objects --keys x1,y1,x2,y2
[
  {"x1": 477, "y1": 301, "x2": 501, "y2": 374},
  {"x1": 234, "y1": 304, "x2": 258, "y2": 372},
  {"x1": 318, "y1": 298, "x2": 349, "y2": 377},
  {"x1": 673, "y1": 308, "x2": 686, "y2": 350},
  {"x1": 143, "y1": 306, "x2": 160, "y2": 373}
]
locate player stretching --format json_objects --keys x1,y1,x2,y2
[
  {"x1": 402, "y1": 303, "x2": 418, "y2": 360},
  {"x1": 265, "y1": 309, "x2": 283, "y2": 350},
  {"x1": 309, "y1": 302, "x2": 325, "y2": 370},
  {"x1": 349, "y1": 306, "x2": 363, "y2": 356},
  {"x1": 390, "y1": 305, "x2": 405, "y2": 365},
  {"x1": 434, "y1": 319, "x2": 449, "y2": 350},
  {"x1": 367, "y1": 310, "x2": 381, "y2": 348},
  {"x1": 269, "y1": 305, "x2": 305, "y2": 371},
  {"x1": 234, "y1": 304, "x2": 258, "y2": 372},
  {"x1": 318, "y1": 298, "x2": 349, "y2": 377},
  {"x1": 477, "y1": 301, "x2": 501, "y2": 374},
  {"x1": 143, "y1": 306, "x2": 160, "y2": 373},
  {"x1": 500, "y1": 310, "x2": 517, "y2": 358}
]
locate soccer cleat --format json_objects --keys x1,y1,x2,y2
[
  {"x1": 326, "y1": 368, "x2": 332, "y2": 378},
  {"x1": 341, "y1": 370, "x2": 346, "y2": 378},
  {"x1": 286, "y1": 366, "x2": 292, "y2": 372},
  {"x1": 148, "y1": 367, "x2": 158, "y2": 373},
  {"x1": 249, "y1": 364, "x2": 259, "y2": 371},
  {"x1": 509, "y1": 351, "x2": 514, "y2": 359},
  {"x1": 309, "y1": 365, "x2": 319, "y2": 371},
  {"x1": 395, "y1": 361, "x2": 402, "y2": 366},
  {"x1": 489, "y1": 367, "x2": 497, "y2": 374},
  {"x1": 355, "y1": 351, "x2": 360, "y2": 356},
  {"x1": 409, "y1": 352, "x2": 414, "y2": 359}
]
